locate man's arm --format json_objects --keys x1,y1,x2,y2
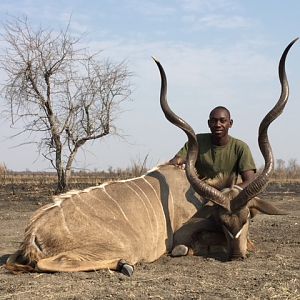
[{"x1": 237, "y1": 170, "x2": 256, "y2": 189}]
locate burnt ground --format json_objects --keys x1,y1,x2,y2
[{"x1": 0, "y1": 183, "x2": 299, "y2": 300}]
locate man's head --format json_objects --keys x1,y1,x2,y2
[{"x1": 208, "y1": 106, "x2": 233, "y2": 143}]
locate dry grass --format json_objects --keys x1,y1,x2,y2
[{"x1": 1, "y1": 173, "x2": 300, "y2": 187}]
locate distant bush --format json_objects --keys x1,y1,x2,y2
[
  {"x1": 258, "y1": 158, "x2": 300, "y2": 181},
  {"x1": 0, "y1": 163, "x2": 8, "y2": 184},
  {"x1": 2, "y1": 157, "x2": 300, "y2": 189}
]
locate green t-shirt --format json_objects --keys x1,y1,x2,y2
[{"x1": 176, "y1": 133, "x2": 256, "y2": 180}]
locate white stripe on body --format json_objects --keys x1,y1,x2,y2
[
  {"x1": 102, "y1": 187, "x2": 130, "y2": 223},
  {"x1": 59, "y1": 208, "x2": 72, "y2": 236},
  {"x1": 143, "y1": 177, "x2": 165, "y2": 215},
  {"x1": 143, "y1": 175, "x2": 176, "y2": 251},
  {"x1": 70, "y1": 194, "x2": 116, "y2": 237},
  {"x1": 101, "y1": 185, "x2": 140, "y2": 242},
  {"x1": 68, "y1": 197, "x2": 117, "y2": 238},
  {"x1": 125, "y1": 182, "x2": 155, "y2": 246},
  {"x1": 82, "y1": 189, "x2": 118, "y2": 221},
  {"x1": 130, "y1": 180, "x2": 160, "y2": 258}
]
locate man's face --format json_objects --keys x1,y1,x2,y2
[{"x1": 208, "y1": 108, "x2": 233, "y2": 138}]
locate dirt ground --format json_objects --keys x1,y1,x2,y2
[{"x1": 0, "y1": 182, "x2": 299, "y2": 300}]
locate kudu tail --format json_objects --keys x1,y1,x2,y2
[{"x1": 5, "y1": 250, "x2": 37, "y2": 273}]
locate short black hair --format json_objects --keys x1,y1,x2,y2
[{"x1": 209, "y1": 106, "x2": 231, "y2": 119}]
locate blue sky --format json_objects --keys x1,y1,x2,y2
[{"x1": 0, "y1": 0, "x2": 300, "y2": 172}]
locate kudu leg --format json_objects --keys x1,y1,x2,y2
[{"x1": 36, "y1": 251, "x2": 125, "y2": 273}]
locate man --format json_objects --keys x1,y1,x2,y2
[{"x1": 169, "y1": 106, "x2": 256, "y2": 189}]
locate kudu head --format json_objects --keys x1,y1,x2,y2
[{"x1": 154, "y1": 38, "x2": 298, "y2": 260}]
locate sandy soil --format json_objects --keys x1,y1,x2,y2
[{"x1": 0, "y1": 183, "x2": 299, "y2": 299}]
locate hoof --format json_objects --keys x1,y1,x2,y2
[
  {"x1": 120, "y1": 264, "x2": 134, "y2": 277},
  {"x1": 118, "y1": 260, "x2": 134, "y2": 277},
  {"x1": 171, "y1": 245, "x2": 189, "y2": 257}
]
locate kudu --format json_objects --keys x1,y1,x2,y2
[
  {"x1": 154, "y1": 37, "x2": 298, "y2": 259},
  {"x1": 5, "y1": 39, "x2": 297, "y2": 275}
]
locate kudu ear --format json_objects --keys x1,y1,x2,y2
[{"x1": 248, "y1": 197, "x2": 288, "y2": 216}]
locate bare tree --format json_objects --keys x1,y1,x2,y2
[
  {"x1": 275, "y1": 158, "x2": 286, "y2": 179},
  {"x1": 287, "y1": 158, "x2": 298, "y2": 178},
  {"x1": 0, "y1": 17, "x2": 132, "y2": 192}
]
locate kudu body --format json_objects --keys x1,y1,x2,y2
[
  {"x1": 6, "y1": 165, "x2": 222, "y2": 273},
  {"x1": 5, "y1": 39, "x2": 297, "y2": 274}
]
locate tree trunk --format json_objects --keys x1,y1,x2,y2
[
  {"x1": 56, "y1": 167, "x2": 67, "y2": 194},
  {"x1": 55, "y1": 143, "x2": 68, "y2": 193},
  {"x1": 56, "y1": 148, "x2": 77, "y2": 194}
]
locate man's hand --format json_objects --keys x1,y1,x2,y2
[{"x1": 168, "y1": 155, "x2": 186, "y2": 170}]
